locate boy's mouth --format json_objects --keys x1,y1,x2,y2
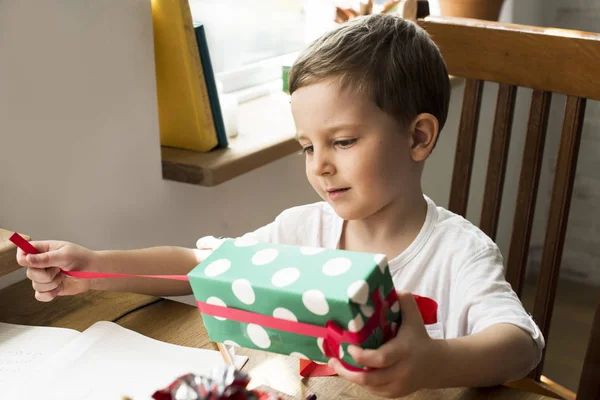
[
  {"x1": 326, "y1": 187, "x2": 350, "y2": 200},
  {"x1": 326, "y1": 187, "x2": 350, "y2": 193}
]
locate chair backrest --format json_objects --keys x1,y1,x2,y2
[{"x1": 417, "y1": 16, "x2": 600, "y2": 399}]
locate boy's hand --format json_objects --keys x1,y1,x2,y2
[
  {"x1": 328, "y1": 291, "x2": 442, "y2": 398},
  {"x1": 16, "y1": 241, "x2": 97, "y2": 302}
]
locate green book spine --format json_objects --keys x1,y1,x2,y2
[{"x1": 194, "y1": 23, "x2": 228, "y2": 149}]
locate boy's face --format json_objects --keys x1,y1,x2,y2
[{"x1": 291, "y1": 79, "x2": 421, "y2": 221}]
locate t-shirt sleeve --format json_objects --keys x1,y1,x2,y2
[
  {"x1": 197, "y1": 202, "x2": 339, "y2": 250},
  {"x1": 196, "y1": 208, "x2": 297, "y2": 249},
  {"x1": 453, "y1": 247, "x2": 545, "y2": 362},
  {"x1": 238, "y1": 213, "x2": 285, "y2": 244},
  {"x1": 195, "y1": 220, "x2": 278, "y2": 251},
  {"x1": 236, "y1": 204, "x2": 332, "y2": 247}
]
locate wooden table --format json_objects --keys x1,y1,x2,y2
[{"x1": 1, "y1": 280, "x2": 553, "y2": 400}]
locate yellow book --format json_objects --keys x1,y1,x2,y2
[{"x1": 152, "y1": 0, "x2": 218, "y2": 152}]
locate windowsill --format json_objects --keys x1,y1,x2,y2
[
  {"x1": 161, "y1": 76, "x2": 464, "y2": 187},
  {"x1": 161, "y1": 90, "x2": 298, "y2": 186}
]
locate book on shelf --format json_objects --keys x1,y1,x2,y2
[
  {"x1": 152, "y1": 0, "x2": 218, "y2": 152},
  {"x1": 193, "y1": 22, "x2": 228, "y2": 149}
]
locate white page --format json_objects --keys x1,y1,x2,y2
[
  {"x1": 16, "y1": 321, "x2": 247, "y2": 400},
  {"x1": 0, "y1": 322, "x2": 81, "y2": 393}
]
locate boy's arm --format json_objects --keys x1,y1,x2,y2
[
  {"x1": 431, "y1": 323, "x2": 539, "y2": 388},
  {"x1": 90, "y1": 246, "x2": 204, "y2": 296}
]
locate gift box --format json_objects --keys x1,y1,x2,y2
[{"x1": 188, "y1": 238, "x2": 401, "y2": 369}]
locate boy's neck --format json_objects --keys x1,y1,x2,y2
[{"x1": 340, "y1": 192, "x2": 428, "y2": 261}]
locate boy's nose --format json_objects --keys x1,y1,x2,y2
[{"x1": 311, "y1": 150, "x2": 335, "y2": 176}]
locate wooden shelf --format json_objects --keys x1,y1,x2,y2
[
  {"x1": 161, "y1": 77, "x2": 464, "y2": 187},
  {"x1": 0, "y1": 228, "x2": 28, "y2": 278},
  {"x1": 161, "y1": 91, "x2": 299, "y2": 186}
]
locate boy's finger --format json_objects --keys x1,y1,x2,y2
[
  {"x1": 327, "y1": 358, "x2": 370, "y2": 386},
  {"x1": 31, "y1": 272, "x2": 65, "y2": 293},
  {"x1": 34, "y1": 284, "x2": 62, "y2": 302},
  {"x1": 16, "y1": 248, "x2": 29, "y2": 267},
  {"x1": 347, "y1": 344, "x2": 400, "y2": 368},
  {"x1": 26, "y1": 266, "x2": 61, "y2": 284},
  {"x1": 26, "y1": 248, "x2": 68, "y2": 269},
  {"x1": 396, "y1": 291, "x2": 425, "y2": 326},
  {"x1": 327, "y1": 358, "x2": 396, "y2": 388}
]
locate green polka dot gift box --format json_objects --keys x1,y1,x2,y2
[{"x1": 188, "y1": 238, "x2": 402, "y2": 369}]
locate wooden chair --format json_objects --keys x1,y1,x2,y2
[{"x1": 415, "y1": 16, "x2": 600, "y2": 400}]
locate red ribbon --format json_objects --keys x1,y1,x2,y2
[
  {"x1": 9, "y1": 232, "x2": 38, "y2": 254},
  {"x1": 198, "y1": 288, "x2": 401, "y2": 373},
  {"x1": 199, "y1": 289, "x2": 394, "y2": 344},
  {"x1": 10, "y1": 232, "x2": 439, "y2": 377},
  {"x1": 9, "y1": 232, "x2": 189, "y2": 281}
]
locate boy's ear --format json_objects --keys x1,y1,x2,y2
[{"x1": 409, "y1": 113, "x2": 439, "y2": 162}]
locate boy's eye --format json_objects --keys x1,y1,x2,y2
[
  {"x1": 335, "y1": 139, "x2": 357, "y2": 148},
  {"x1": 301, "y1": 145, "x2": 314, "y2": 155}
]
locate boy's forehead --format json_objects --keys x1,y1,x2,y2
[{"x1": 291, "y1": 81, "x2": 373, "y2": 120}]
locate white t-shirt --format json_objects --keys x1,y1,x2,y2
[{"x1": 197, "y1": 196, "x2": 544, "y2": 357}]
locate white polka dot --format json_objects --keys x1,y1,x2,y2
[
  {"x1": 374, "y1": 253, "x2": 388, "y2": 273},
  {"x1": 361, "y1": 305, "x2": 374, "y2": 317},
  {"x1": 317, "y1": 337, "x2": 343, "y2": 358},
  {"x1": 206, "y1": 297, "x2": 227, "y2": 321},
  {"x1": 273, "y1": 307, "x2": 297, "y2": 322},
  {"x1": 234, "y1": 237, "x2": 258, "y2": 247},
  {"x1": 204, "y1": 259, "x2": 231, "y2": 277},
  {"x1": 252, "y1": 249, "x2": 279, "y2": 265},
  {"x1": 347, "y1": 280, "x2": 370, "y2": 305},
  {"x1": 223, "y1": 340, "x2": 240, "y2": 347},
  {"x1": 247, "y1": 324, "x2": 271, "y2": 349},
  {"x1": 348, "y1": 314, "x2": 365, "y2": 332},
  {"x1": 232, "y1": 279, "x2": 255, "y2": 305},
  {"x1": 322, "y1": 257, "x2": 352, "y2": 276},
  {"x1": 317, "y1": 337, "x2": 325, "y2": 354},
  {"x1": 300, "y1": 246, "x2": 325, "y2": 255},
  {"x1": 290, "y1": 351, "x2": 309, "y2": 360},
  {"x1": 302, "y1": 290, "x2": 329, "y2": 315},
  {"x1": 390, "y1": 301, "x2": 400, "y2": 313},
  {"x1": 271, "y1": 268, "x2": 300, "y2": 287}
]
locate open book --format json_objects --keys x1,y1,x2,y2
[{"x1": 1, "y1": 321, "x2": 247, "y2": 399}]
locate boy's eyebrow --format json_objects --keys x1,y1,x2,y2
[{"x1": 295, "y1": 123, "x2": 362, "y2": 141}]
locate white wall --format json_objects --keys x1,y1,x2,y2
[{"x1": 0, "y1": 1, "x2": 319, "y2": 290}]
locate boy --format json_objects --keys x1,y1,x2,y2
[{"x1": 18, "y1": 14, "x2": 543, "y2": 398}]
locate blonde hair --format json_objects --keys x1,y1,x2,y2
[{"x1": 289, "y1": 14, "x2": 450, "y2": 134}]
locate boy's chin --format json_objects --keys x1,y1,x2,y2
[{"x1": 328, "y1": 202, "x2": 366, "y2": 221}]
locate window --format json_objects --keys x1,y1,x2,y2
[{"x1": 189, "y1": 0, "x2": 339, "y2": 94}]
